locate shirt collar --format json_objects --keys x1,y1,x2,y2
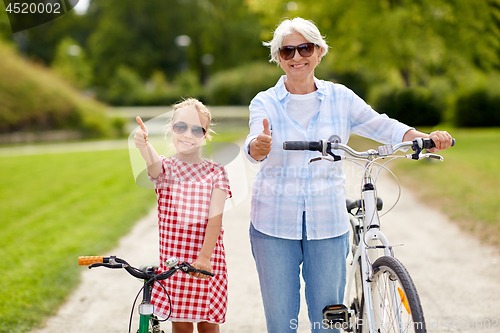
[{"x1": 275, "y1": 75, "x2": 327, "y2": 101}]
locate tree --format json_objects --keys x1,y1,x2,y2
[
  {"x1": 247, "y1": 0, "x2": 500, "y2": 88},
  {"x1": 87, "y1": 0, "x2": 266, "y2": 87},
  {"x1": 52, "y1": 37, "x2": 92, "y2": 89}
]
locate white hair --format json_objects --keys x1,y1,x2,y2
[{"x1": 263, "y1": 17, "x2": 329, "y2": 64}]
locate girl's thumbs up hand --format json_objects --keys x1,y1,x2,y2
[{"x1": 134, "y1": 116, "x2": 149, "y2": 148}]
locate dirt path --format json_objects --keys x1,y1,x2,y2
[{"x1": 31, "y1": 147, "x2": 500, "y2": 333}]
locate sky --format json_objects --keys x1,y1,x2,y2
[{"x1": 73, "y1": 0, "x2": 90, "y2": 15}]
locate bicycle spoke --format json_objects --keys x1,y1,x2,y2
[{"x1": 370, "y1": 260, "x2": 422, "y2": 333}]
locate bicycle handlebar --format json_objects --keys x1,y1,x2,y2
[
  {"x1": 283, "y1": 137, "x2": 455, "y2": 160},
  {"x1": 78, "y1": 256, "x2": 214, "y2": 280}
]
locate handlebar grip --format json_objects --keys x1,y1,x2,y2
[
  {"x1": 283, "y1": 141, "x2": 322, "y2": 151},
  {"x1": 283, "y1": 141, "x2": 310, "y2": 150},
  {"x1": 422, "y1": 138, "x2": 456, "y2": 150},
  {"x1": 196, "y1": 269, "x2": 215, "y2": 277},
  {"x1": 79, "y1": 256, "x2": 104, "y2": 266}
]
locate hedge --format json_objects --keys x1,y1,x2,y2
[
  {"x1": 454, "y1": 87, "x2": 500, "y2": 127},
  {"x1": 373, "y1": 86, "x2": 442, "y2": 127}
]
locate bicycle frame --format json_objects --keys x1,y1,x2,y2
[
  {"x1": 137, "y1": 267, "x2": 161, "y2": 333},
  {"x1": 343, "y1": 158, "x2": 396, "y2": 332}
]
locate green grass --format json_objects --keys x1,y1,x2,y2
[
  {"x1": 352, "y1": 128, "x2": 500, "y2": 248},
  {"x1": 0, "y1": 149, "x2": 156, "y2": 333}
]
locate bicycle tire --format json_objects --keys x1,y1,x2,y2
[
  {"x1": 352, "y1": 256, "x2": 364, "y2": 333},
  {"x1": 349, "y1": 218, "x2": 365, "y2": 333},
  {"x1": 367, "y1": 256, "x2": 426, "y2": 333}
]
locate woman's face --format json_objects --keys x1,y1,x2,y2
[
  {"x1": 278, "y1": 32, "x2": 322, "y2": 82},
  {"x1": 171, "y1": 106, "x2": 208, "y2": 158}
]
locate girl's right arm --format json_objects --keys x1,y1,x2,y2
[{"x1": 134, "y1": 116, "x2": 162, "y2": 179}]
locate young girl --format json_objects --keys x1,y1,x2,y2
[{"x1": 134, "y1": 98, "x2": 231, "y2": 333}]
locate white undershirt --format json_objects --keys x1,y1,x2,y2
[{"x1": 287, "y1": 92, "x2": 320, "y2": 130}]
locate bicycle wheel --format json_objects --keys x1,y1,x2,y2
[
  {"x1": 368, "y1": 256, "x2": 426, "y2": 333},
  {"x1": 351, "y1": 256, "x2": 364, "y2": 333},
  {"x1": 349, "y1": 217, "x2": 365, "y2": 333}
]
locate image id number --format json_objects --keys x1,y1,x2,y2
[
  {"x1": 442, "y1": 319, "x2": 499, "y2": 330},
  {"x1": 5, "y1": 2, "x2": 61, "y2": 14}
]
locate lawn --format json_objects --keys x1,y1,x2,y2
[
  {"x1": 392, "y1": 128, "x2": 500, "y2": 247},
  {"x1": 0, "y1": 149, "x2": 157, "y2": 332}
]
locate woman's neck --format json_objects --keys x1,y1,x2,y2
[{"x1": 284, "y1": 75, "x2": 317, "y2": 95}]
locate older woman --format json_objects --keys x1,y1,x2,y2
[{"x1": 244, "y1": 17, "x2": 452, "y2": 333}]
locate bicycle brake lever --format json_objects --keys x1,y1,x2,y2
[
  {"x1": 423, "y1": 153, "x2": 444, "y2": 161},
  {"x1": 405, "y1": 153, "x2": 443, "y2": 161},
  {"x1": 308, "y1": 156, "x2": 341, "y2": 164}
]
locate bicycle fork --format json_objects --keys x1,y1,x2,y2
[{"x1": 138, "y1": 279, "x2": 154, "y2": 333}]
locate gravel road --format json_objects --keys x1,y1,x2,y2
[{"x1": 31, "y1": 145, "x2": 500, "y2": 333}]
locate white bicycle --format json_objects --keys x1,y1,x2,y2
[{"x1": 283, "y1": 136, "x2": 455, "y2": 333}]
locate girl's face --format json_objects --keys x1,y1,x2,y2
[{"x1": 171, "y1": 106, "x2": 208, "y2": 162}]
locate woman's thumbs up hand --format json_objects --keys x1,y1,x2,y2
[{"x1": 249, "y1": 118, "x2": 272, "y2": 161}]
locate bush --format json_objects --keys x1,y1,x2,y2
[
  {"x1": 372, "y1": 86, "x2": 442, "y2": 127},
  {"x1": 0, "y1": 40, "x2": 115, "y2": 137},
  {"x1": 205, "y1": 62, "x2": 283, "y2": 105},
  {"x1": 454, "y1": 87, "x2": 500, "y2": 127},
  {"x1": 100, "y1": 67, "x2": 201, "y2": 106}
]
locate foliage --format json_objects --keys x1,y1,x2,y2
[
  {"x1": 51, "y1": 37, "x2": 92, "y2": 89},
  {"x1": 248, "y1": 0, "x2": 500, "y2": 89},
  {"x1": 0, "y1": 40, "x2": 118, "y2": 136},
  {"x1": 99, "y1": 66, "x2": 202, "y2": 106},
  {"x1": 0, "y1": 149, "x2": 156, "y2": 333},
  {"x1": 205, "y1": 62, "x2": 283, "y2": 105},
  {"x1": 372, "y1": 86, "x2": 442, "y2": 127},
  {"x1": 454, "y1": 87, "x2": 500, "y2": 127},
  {"x1": 86, "y1": 0, "x2": 267, "y2": 88},
  {"x1": 2, "y1": 0, "x2": 500, "y2": 125}
]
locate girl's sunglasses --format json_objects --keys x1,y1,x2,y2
[
  {"x1": 172, "y1": 122, "x2": 206, "y2": 138},
  {"x1": 279, "y1": 42, "x2": 317, "y2": 60}
]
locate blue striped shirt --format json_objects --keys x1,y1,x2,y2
[{"x1": 244, "y1": 76, "x2": 413, "y2": 240}]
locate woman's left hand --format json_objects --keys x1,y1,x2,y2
[
  {"x1": 428, "y1": 131, "x2": 453, "y2": 152},
  {"x1": 192, "y1": 257, "x2": 212, "y2": 279}
]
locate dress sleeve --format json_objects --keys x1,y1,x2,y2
[{"x1": 214, "y1": 165, "x2": 232, "y2": 200}]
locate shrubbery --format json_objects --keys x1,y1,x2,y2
[
  {"x1": 98, "y1": 67, "x2": 201, "y2": 106},
  {"x1": 372, "y1": 86, "x2": 442, "y2": 127},
  {"x1": 0, "y1": 41, "x2": 117, "y2": 137},
  {"x1": 204, "y1": 62, "x2": 283, "y2": 105},
  {"x1": 96, "y1": 62, "x2": 283, "y2": 107},
  {"x1": 454, "y1": 86, "x2": 500, "y2": 127}
]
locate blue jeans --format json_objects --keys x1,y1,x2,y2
[{"x1": 250, "y1": 217, "x2": 349, "y2": 333}]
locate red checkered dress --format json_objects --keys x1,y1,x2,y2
[{"x1": 149, "y1": 156, "x2": 231, "y2": 323}]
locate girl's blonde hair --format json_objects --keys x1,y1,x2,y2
[{"x1": 170, "y1": 98, "x2": 215, "y2": 140}]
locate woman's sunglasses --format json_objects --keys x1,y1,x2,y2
[
  {"x1": 172, "y1": 122, "x2": 207, "y2": 138},
  {"x1": 279, "y1": 42, "x2": 317, "y2": 60}
]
